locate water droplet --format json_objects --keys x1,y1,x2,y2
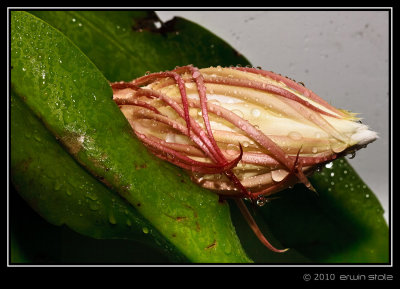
[
  {"x1": 271, "y1": 169, "x2": 289, "y2": 182},
  {"x1": 330, "y1": 172, "x2": 335, "y2": 177},
  {"x1": 365, "y1": 193, "x2": 370, "y2": 199},
  {"x1": 192, "y1": 70, "x2": 200, "y2": 78},
  {"x1": 347, "y1": 151, "x2": 356, "y2": 159},
  {"x1": 288, "y1": 131, "x2": 302, "y2": 141},
  {"x1": 325, "y1": 162, "x2": 333, "y2": 169},
  {"x1": 85, "y1": 191, "x2": 98, "y2": 201},
  {"x1": 251, "y1": 108, "x2": 261, "y2": 118},
  {"x1": 54, "y1": 182, "x2": 62, "y2": 191},
  {"x1": 256, "y1": 195, "x2": 267, "y2": 207},
  {"x1": 226, "y1": 144, "x2": 239, "y2": 155},
  {"x1": 242, "y1": 141, "x2": 249, "y2": 148},
  {"x1": 331, "y1": 141, "x2": 347, "y2": 153},
  {"x1": 142, "y1": 227, "x2": 149, "y2": 234},
  {"x1": 232, "y1": 109, "x2": 244, "y2": 119},
  {"x1": 165, "y1": 133, "x2": 175, "y2": 143},
  {"x1": 312, "y1": 147, "x2": 318, "y2": 153},
  {"x1": 89, "y1": 201, "x2": 101, "y2": 211},
  {"x1": 108, "y1": 213, "x2": 117, "y2": 224},
  {"x1": 224, "y1": 242, "x2": 232, "y2": 254}
]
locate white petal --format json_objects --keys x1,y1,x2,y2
[{"x1": 350, "y1": 124, "x2": 378, "y2": 146}]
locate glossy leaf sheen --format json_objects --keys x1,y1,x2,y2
[
  {"x1": 10, "y1": 11, "x2": 250, "y2": 263},
  {"x1": 30, "y1": 10, "x2": 250, "y2": 81},
  {"x1": 10, "y1": 10, "x2": 388, "y2": 263},
  {"x1": 11, "y1": 91, "x2": 186, "y2": 262}
]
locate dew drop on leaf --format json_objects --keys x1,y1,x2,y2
[
  {"x1": 256, "y1": 195, "x2": 267, "y2": 207},
  {"x1": 108, "y1": 213, "x2": 117, "y2": 224}
]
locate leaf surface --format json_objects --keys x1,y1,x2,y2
[
  {"x1": 10, "y1": 11, "x2": 251, "y2": 263},
  {"x1": 10, "y1": 10, "x2": 388, "y2": 264}
]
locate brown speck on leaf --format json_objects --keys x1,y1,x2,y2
[
  {"x1": 184, "y1": 204, "x2": 198, "y2": 219},
  {"x1": 60, "y1": 132, "x2": 84, "y2": 156},
  {"x1": 196, "y1": 221, "x2": 201, "y2": 232},
  {"x1": 205, "y1": 240, "x2": 217, "y2": 250},
  {"x1": 176, "y1": 216, "x2": 187, "y2": 222},
  {"x1": 135, "y1": 163, "x2": 147, "y2": 170}
]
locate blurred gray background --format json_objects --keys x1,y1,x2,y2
[{"x1": 157, "y1": 10, "x2": 390, "y2": 223}]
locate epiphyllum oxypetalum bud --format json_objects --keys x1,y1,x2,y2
[{"x1": 111, "y1": 65, "x2": 377, "y2": 252}]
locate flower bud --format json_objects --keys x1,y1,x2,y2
[
  {"x1": 112, "y1": 65, "x2": 377, "y2": 200},
  {"x1": 111, "y1": 65, "x2": 377, "y2": 253}
]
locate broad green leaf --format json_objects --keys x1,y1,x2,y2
[
  {"x1": 10, "y1": 91, "x2": 186, "y2": 262},
  {"x1": 10, "y1": 11, "x2": 251, "y2": 263},
  {"x1": 234, "y1": 159, "x2": 389, "y2": 263},
  {"x1": 10, "y1": 10, "x2": 388, "y2": 263},
  {"x1": 30, "y1": 10, "x2": 250, "y2": 81}
]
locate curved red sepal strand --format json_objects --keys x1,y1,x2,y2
[{"x1": 111, "y1": 65, "x2": 331, "y2": 253}]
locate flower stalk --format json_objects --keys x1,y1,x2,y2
[{"x1": 111, "y1": 65, "x2": 377, "y2": 252}]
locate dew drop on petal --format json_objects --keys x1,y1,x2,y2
[
  {"x1": 165, "y1": 133, "x2": 175, "y2": 143},
  {"x1": 271, "y1": 169, "x2": 289, "y2": 182},
  {"x1": 330, "y1": 141, "x2": 347, "y2": 153},
  {"x1": 192, "y1": 70, "x2": 200, "y2": 78},
  {"x1": 288, "y1": 131, "x2": 302, "y2": 141},
  {"x1": 232, "y1": 109, "x2": 244, "y2": 119},
  {"x1": 226, "y1": 144, "x2": 239, "y2": 155},
  {"x1": 251, "y1": 108, "x2": 261, "y2": 118}
]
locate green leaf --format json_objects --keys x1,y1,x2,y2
[
  {"x1": 10, "y1": 11, "x2": 251, "y2": 263},
  {"x1": 10, "y1": 91, "x2": 187, "y2": 262},
  {"x1": 29, "y1": 10, "x2": 250, "y2": 81},
  {"x1": 10, "y1": 10, "x2": 388, "y2": 263},
  {"x1": 223, "y1": 159, "x2": 388, "y2": 264}
]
